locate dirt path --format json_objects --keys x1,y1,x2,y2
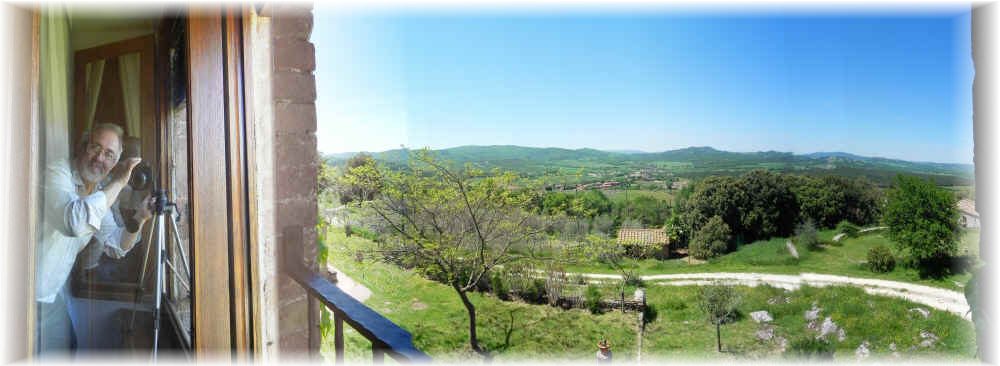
[
  {"x1": 325, "y1": 264, "x2": 372, "y2": 302},
  {"x1": 574, "y1": 271, "x2": 970, "y2": 321}
]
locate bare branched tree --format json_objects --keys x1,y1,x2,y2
[{"x1": 345, "y1": 149, "x2": 545, "y2": 358}]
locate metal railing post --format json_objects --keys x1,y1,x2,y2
[
  {"x1": 334, "y1": 310, "x2": 345, "y2": 364},
  {"x1": 373, "y1": 346, "x2": 385, "y2": 364}
]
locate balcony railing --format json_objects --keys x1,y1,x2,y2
[{"x1": 283, "y1": 227, "x2": 431, "y2": 363}]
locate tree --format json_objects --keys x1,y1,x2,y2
[
  {"x1": 883, "y1": 175, "x2": 960, "y2": 276},
  {"x1": 684, "y1": 171, "x2": 798, "y2": 245},
  {"x1": 577, "y1": 234, "x2": 637, "y2": 312},
  {"x1": 789, "y1": 175, "x2": 882, "y2": 228},
  {"x1": 337, "y1": 153, "x2": 380, "y2": 204},
  {"x1": 614, "y1": 195, "x2": 671, "y2": 228},
  {"x1": 690, "y1": 216, "x2": 731, "y2": 259},
  {"x1": 733, "y1": 170, "x2": 799, "y2": 242},
  {"x1": 351, "y1": 150, "x2": 544, "y2": 358},
  {"x1": 795, "y1": 219, "x2": 820, "y2": 251},
  {"x1": 698, "y1": 282, "x2": 741, "y2": 352}
]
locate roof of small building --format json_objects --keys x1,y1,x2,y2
[
  {"x1": 957, "y1": 198, "x2": 978, "y2": 217},
  {"x1": 617, "y1": 228, "x2": 669, "y2": 245}
]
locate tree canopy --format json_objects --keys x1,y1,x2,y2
[
  {"x1": 883, "y1": 174, "x2": 960, "y2": 274},
  {"x1": 347, "y1": 149, "x2": 544, "y2": 357}
]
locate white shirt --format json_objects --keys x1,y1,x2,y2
[{"x1": 35, "y1": 158, "x2": 139, "y2": 303}]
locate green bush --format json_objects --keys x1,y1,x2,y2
[
  {"x1": 795, "y1": 219, "x2": 821, "y2": 251},
  {"x1": 585, "y1": 284, "x2": 603, "y2": 314},
  {"x1": 623, "y1": 270, "x2": 645, "y2": 287},
  {"x1": 690, "y1": 216, "x2": 731, "y2": 259},
  {"x1": 836, "y1": 221, "x2": 860, "y2": 238},
  {"x1": 786, "y1": 337, "x2": 834, "y2": 360},
  {"x1": 519, "y1": 278, "x2": 547, "y2": 304},
  {"x1": 351, "y1": 226, "x2": 381, "y2": 243},
  {"x1": 624, "y1": 241, "x2": 662, "y2": 259},
  {"x1": 868, "y1": 245, "x2": 897, "y2": 273},
  {"x1": 490, "y1": 271, "x2": 510, "y2": 300}
]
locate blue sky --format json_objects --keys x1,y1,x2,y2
[{"x1": 313, "y1": 7, "x2": 974, "y2": 164}]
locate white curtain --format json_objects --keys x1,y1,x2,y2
[
  {"x1": 118, "y1": 52, "x2": 140, "y2": 138},
  {"x1": 40, "y1": 4, "x2": 71, "y2": 165},
  {"x1": 83, "y1": 60, "x2": 104, "y2": 134}
]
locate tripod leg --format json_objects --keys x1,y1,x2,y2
[
  {"x1": 152, "y1": 208, "x2": 166, "y2": 360},
  {"x1": 167, "y1": 211, "x2": 192, "y2": 282},
  {"x1": 128, "y1": 214, "x2": 160, "y2": 341}
]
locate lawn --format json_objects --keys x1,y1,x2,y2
[
  {"x1": 319, "y1": 228, "x2": 977, "y2": 363},
  {"x1": 564, "y1": 229, "x2": 980, "y2": 291}
]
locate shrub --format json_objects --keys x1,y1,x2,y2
[
  {"x1": 624, "y1": 241, "x2": 661, "y2": 259},
  {"x1": 690, "y1": 216, "x2": 731, "y2": 259},
  {"x1": 623, "y1": 270, "x2": 644, "y2": 287},
  {"x1": 786, "y1": 337, "x2": 834, "y2": 360},
  {"x1": 351, "y1": 226, "x2": 381, "y2": 243},
  {"x1": 490, "y1": 271, "x2": 510, "y2": 300},
  {"x1": 868, "y1": 245, "x2": 897, "y2": 273},
  {"x1": 836, "y1": 221, "x2": 860, "y2": 238},
  {"x1": 795, "y1": 219, "x2": 821, "y2": 251},
  {"x1": 585, "y1": 284, "x2": 603, "y2": 314},
  {"x1": 519, "y1": 278, "x2": 547, "y2": 304}
]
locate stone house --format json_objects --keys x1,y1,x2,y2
[
  {"x1": 617, "y1": 228, "x2": 670, "y2": 257},
  {"x1": 958, "y1": 198, "x2": 980, "y2": 229}
]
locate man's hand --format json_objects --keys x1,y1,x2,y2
[
  {"x1": 109, "y1": 157, "x2": 142, "y2": 186},
  {"x1": 134, "y1": 194, "x2": 153, "y2": 222}
]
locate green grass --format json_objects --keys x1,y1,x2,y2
[
  {"x1": 319, "y1": 228, "x2": 976, "y2": 362},
  {"x1": 321, "y1": 229, "x2": 638, "y2": 363},
  {"x1": 564, "y1": 229, "x2": 980, "y2": 291},
  {"x1": 603, "y1": 189, "x2": 675, "y2": 203},
  {"x1": 642, "y1": 284, "x2": 976, "y2": 361}
]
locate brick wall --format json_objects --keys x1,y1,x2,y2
[{"x1": 268, "y1": 3, "x2": 320, "y2": 359}]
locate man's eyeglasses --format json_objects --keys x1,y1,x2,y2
[{"x1": 86, "y1": 142, "x2": 119, "y2": 162}]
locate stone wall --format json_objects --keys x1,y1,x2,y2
[{"x1": 267, "y1": 2, "x2": 320, "y2": 359}]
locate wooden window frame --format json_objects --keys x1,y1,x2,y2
[{"x1": 186, "y1": 5, "x2": 256, "y2": 358}]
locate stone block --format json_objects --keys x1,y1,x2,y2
[
  {"x1": 274, "y1": 39, "x2": 315, "y2": 72},
  {"x1": 273, "y1": 71, "x2": 316, "y2": 103}
]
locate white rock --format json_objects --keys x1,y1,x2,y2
[
  {"x1": 889, "y1": 342, "x2": 897, "y2": 352},
  {"x1": 756, "y1": 326, "x2": 775, "y2": 341},
  {"x1": 855, "y1": 341, "x2": 871, "y2": 360},
  {"x1": 767, "y1": 296, "x2": 791, "y2": 305},
  {"x1": 837, "y1": 328, "x2": 847, "y2": 342},
  {"x1": 910, "y1": 307, "x2": 931, "y2": 319},
  {"x1": 805, "y1": 305, "x2": 822, "y2": 322},
  {"x1": 751, "y1": 310, "x2": 773, "y2": 323},
  {"x1": 777, "y1": 337, "x2": 789, "y2": 352},
  {"x1": 817, "y1": 317, "x2": 840, "y2": 341},
  {"x1": 633, "y1": 288, "x2": 646, "y2": 302},
  {"x1": 919, "y1": 330, "x2": 939, "y2": 348}
]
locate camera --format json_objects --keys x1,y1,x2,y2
[{"x1": 128, "y1": 163, "x2": 153, "y2": 191}]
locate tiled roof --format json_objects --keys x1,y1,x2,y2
[
  {"x1": 617, "y1": 228, "x2": 669, "y2": 245},
  {"x1": 957, "y1": 199, "x2": 978, "y2": 217}
]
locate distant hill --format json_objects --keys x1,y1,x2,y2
[{"x1": 324, "y1": 145, "x2": 974, "y2": 187}]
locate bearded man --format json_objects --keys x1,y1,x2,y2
[{"x1": 36, "y1": 123, "x2": 151, "y2": 355}]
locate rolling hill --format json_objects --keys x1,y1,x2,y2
[{"x1": 325, "y1": 145, "x2": 974, "y2": 187}]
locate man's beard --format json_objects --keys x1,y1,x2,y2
[{"x1": 78, "y1": 160, "x2": 108, "y2": 185}]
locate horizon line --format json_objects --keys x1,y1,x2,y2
[{"x1": 319, "y1": 143, "x2": 975, "y2": 166}]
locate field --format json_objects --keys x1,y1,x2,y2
[
  {"x1": 602, "y1": 189, "x2": 675, "y2": 203},
  {"x1": 564, "y1": 229, "x2": 981, "y2": 291},
  {"x1": 320, "y1": 228, "x2": 976, "y2": 362}
]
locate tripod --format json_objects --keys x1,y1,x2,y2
[{"x1": 127, "y1": 189, "x2": 191, "y2": 359}]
